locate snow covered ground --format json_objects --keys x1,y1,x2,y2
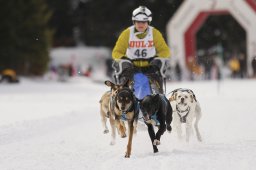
[{"x1": 0, "y1": 77, "x2": 256, "y2": 170}]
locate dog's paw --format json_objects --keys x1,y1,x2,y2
[
  {"x1": 167, "y1": 126, "x2": 172, "y2": 133},
  {"x1": 153, "y1": 139, "x2": 160, "y2": 145},
  {"x1": 121, "y1": 133, "x2": 127, "y2": 138},
  {"x1": 124, "y1": 152, "x2": 130, "y2": 158},
  {"x1": 110, "y1": 140, "x2": 116, "y2": 145},
  {"x1": 197, "y1": 135, "x2": 203, "y2": 142},
  {"x1": 103, "y1": 129, "x2": 109, "y2": 134}
]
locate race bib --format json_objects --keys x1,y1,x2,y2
[{"x1": 126, "y1": 26, "x2": 156, "y2": 60}]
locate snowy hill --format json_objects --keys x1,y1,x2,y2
[{"x1": 0, "y1": 78, "x2": 256, "y2": 170}]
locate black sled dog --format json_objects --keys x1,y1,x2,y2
[{"x1": 140, "y1": 94, "x2": 173, "y2": 153}]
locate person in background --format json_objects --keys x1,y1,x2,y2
[
  {"x1": 238, "y1": 53, "x2": 246, "y2": 78},
  {"x1": 228, "y1": 56, "x2": 240, "y2": 78},
  {"x1": 0, "y1": 69, "x2": 19, "y2": 83},
  {"x1": 84, "y1": 65, "x2": 92, "y2": 77},
  {"x1": 252, "y1": 56, "x2": 256, "y2": 78},
  {"x1": 112, "y1": 6, "x2": 170, "y2": 93},
  {"x1": 175, "y1": 62, "x2": 182, "y2": 81}
]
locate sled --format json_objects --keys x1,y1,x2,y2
[{"x1": 112, "y1": 58, "x2": 169, "y2": 99}]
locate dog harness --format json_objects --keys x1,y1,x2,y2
[
  {"x1": 120, "y1": 103, "x2": 133, "y2": 121},
  {"x1": 143, "y1": 94, "x2": 167, "y2": 126},
  {"x1": 176, "y1": 105, "x2": 190, "y2": 123},
  {"x1": 120, "y1": 101, "x2": 140, "y2": 121},
  {"x1": 149, "y1": 112, "x2": 160, "y2": 126}
]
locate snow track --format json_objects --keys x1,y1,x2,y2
[
  {"x1": 0, "y1": 111, "x2": 88, "y2": 145},
  {"x1": 0, "y1": 78, "x2": 256, "y2": 170}
]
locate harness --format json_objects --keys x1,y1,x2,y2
[
  {"x1": 120, "y1": 102, "x2": 140, "y2": 121},
  {"x1": 176, "y1": 105, "x2": 190, "y2": 123},
  {"x1": 143, "y1": 94, "x2": 167, "y2": 126},
  {"x1": 149, "y1": 112, "x2": 160, "y2": 126}
]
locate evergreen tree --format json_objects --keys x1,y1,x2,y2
[
  {"x1": 47, "y1": 0, "x2": 75, "y2": 47},
  {"x1": 0, "y1": 0, "x2": 53, "y2": 75}
]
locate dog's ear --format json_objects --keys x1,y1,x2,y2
[
  {"x1": 168, "y1": 97, "x2": 172, "y2": 102},
  {"x1": 153, "y1": 94, "x2": 160, "y2": 103},
  {"x1": 188, "y1": 89, "x2": 195, "y2": 95},
  {"x1": 105, "y1": 80, "x2": 114, "y2": 88},
  {"x1": 168, "y1": 95, "x2": 175, "y2": 102},
  {"x1": 193, "y1": 94, "x2": 197, "y2": 102},
  {"x1": 188, "y1": 90, "x2": 197, "y2": 101},
  {"x1": 190, "y1": 95, "x2": 194, "y2": 103},
  {"x1": 174, "y1": 92, "x2": 178, "y2": 100}
]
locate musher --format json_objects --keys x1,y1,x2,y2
[{"x1": 112, "y1": 6, "x2": 170, "y2": 94}]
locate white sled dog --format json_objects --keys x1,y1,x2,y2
[{"x1": 168, "y1": 88, "x2": 202, "y2": 142}]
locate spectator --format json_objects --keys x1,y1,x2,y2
[
  {"x1": 228, "y1": 57, "x2": 240, "y2": 78},
  {"x1": 175, "y1": 62, "x2": 182, "y2": 81},
  {"x1": 238, "y1": 53, "x2": 246, "y2": 78},
  {"x1": 84, "y1": 65, "x2": 92, "y2": 77},
  {"x1": 252, "y1": 56, "x2": 256, "y2": 78},
  {"x1": 0, "y1": 69, "x2": 19, "y2": 83}
]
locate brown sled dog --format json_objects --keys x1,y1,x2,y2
[{"x1": 100, "y1": 80, "x2": 139, "y2": 158}]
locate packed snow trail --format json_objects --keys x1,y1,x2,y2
[{"x1": 0, "y1": 78, "x2": 256, "y2": 170}]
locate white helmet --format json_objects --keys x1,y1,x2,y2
[{"x1": 132, "y1": 6, "x2": 152, "y2": 22}]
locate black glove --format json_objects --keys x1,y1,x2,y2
[
  {"x1": 149, "y1": 56, "x2": 158, "y2": 63},
  {"x1": 121, "y1": 56, "x2": 131, "y2": 61},
  {"x1": 150, "y1": 56, "x2": 162, "y2": 70},
  {"x1": 148, "y1": 55, "x2": 158, "y2": 64}
]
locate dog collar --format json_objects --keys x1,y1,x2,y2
[
  {"x1": 115, "y1": 101, "x2": 136, "y2": 121},
  {"x1": 116, "y1": 101, "x2": 134, "y2": 113},
  {"x1": 150, "y1": 112, "x2": 160, "y2": 126}
]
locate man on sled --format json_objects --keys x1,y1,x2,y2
[{"x1": 112, "y1": 6, "x2": 171, "y2": 98}]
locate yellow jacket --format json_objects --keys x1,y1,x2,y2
[
  {"x1": 229, "y1": 58, "x2": 240, "y2": 72},
  {"x1": 112, "y1": 27, "x2": 170, "y2": 63},
  {"x1": 2, "y1": 69, "x2": 17, "y2": 77}
]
